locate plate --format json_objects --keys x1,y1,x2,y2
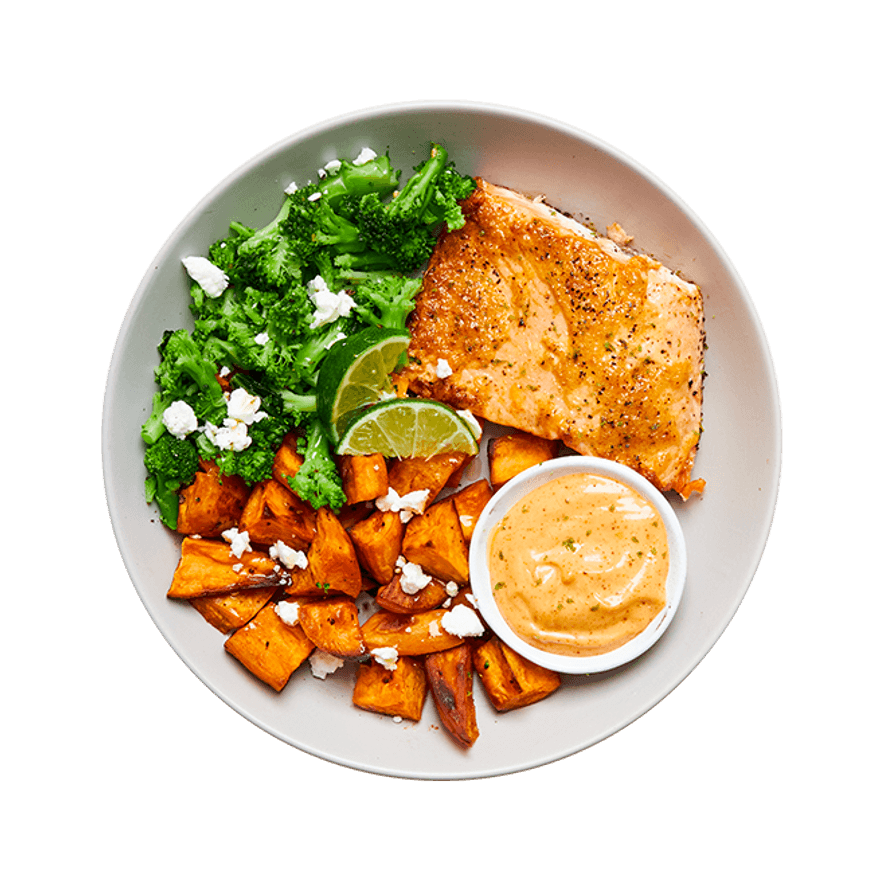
[{"x1": 102, "y1": 101, "x2": 780, "y2": 779}]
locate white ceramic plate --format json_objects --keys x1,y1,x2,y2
[{"x1": 102, "y1": 101, "x2": 780, "y2": 779}]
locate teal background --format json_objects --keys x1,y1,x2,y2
[{"x1": 0, "y1": 0, "x2": 878, "y2": 878}]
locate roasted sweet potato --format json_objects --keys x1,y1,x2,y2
[
  {"x1": 361, "y1": 609, "x2": 464, "y2": 655},
  {"x1": 449, "y1": 479, "x2": 493, "y2": 542},
  {"x1": 387, "y1": 452, "x2": 470, "y2": 506},
  {"x1": 339, "y1": 454, "x2": 388, "y2": 504},
  {"x1": 282, "y1": 562, "x2": 335, "y2": 599},
  {"x1": 425, "y1": 644, "x2": 479, "y2": 747},
  {"x1": 177, "y1": 468, "x2": 250, "y2": 537},
  {"x1": 401, "y1": 497, "x2": 469, "y2": 584},
  {"x1": 296, "y1": 597, "x2": 366, "y2": 658},
  {"x1": 308, "y1": 507, "x2": 362, "y2": 599},
  {"x1": 189, "y1": 587, "x2": 276, "y2": 634},
  {"x1": 239, "y1": 479, "x2": 316, "y2": 550},
  {"x1": 223, "y1": 603, "x2": 315, "y2": 691},
  {"x1": 348, "y1": 509, "x2": 404, "y2": 584},
  {"x1": 473, "y1": 635, "x2": 562, "y2": 711},
  {"x1": 352, "y1": 656, "x2": 427, "y2": 722},
  {"x1": 488, "y1": 431, "x2": 558, "y2": 489},
  {"x1": 375, "y1": 572, "x2": 450, "y2": 614},
  {"x1": 167, "y1": 537, "x2": 286, "y2": 600},
  {"x1": 272, "y1": 433, "x2": 303, "y2": 487}
]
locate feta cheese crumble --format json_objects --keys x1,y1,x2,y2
[
  {"x1": 307, "y1": 275, "x2": 355, "y2": 329},
  {"x1": 203, "y1": 419, "x2": 251, "y2": 452},
  {"x1": 225, "y1": 388, "x2": 269, "y2": 426},
  {"x1": 274, "y1": 600, "x2": 300, "y2": 626},
  {"x1": 309, "y1": 650, "x2": 345, "y2": 680},
  {"x1": 441, "y1": 604, "x2": 484, "y2": 638},
  {"x1": 396, "y1": 557, "x2": 432, "y2": 595},
  {"x1": 370, "y1": 646, "x2": 399, "y2": 671},
  {"x1": 181, "y1": 255, "x2": 229, "y2": 299},
  {"x1": 254, "y1": 332, "x2": 270, "y2": 345},
  {"x1": 221, "y1": 528, "x2": 252, "y2": 559},
  {"x1": 435, "y1": 358, "x2": 453, "y2": 379},
  {"x1": 161, "y1": 400, "x2": 198, "y2": 439},
  {"x1": 269, "y1": 540, "x2": 308, "y2": 570},
  {"x1": 353, "y1": 147, "x2": 377, "y2": 165},
  {"x1": 375, "y1": 488, "x2": 430, "y2": 523}
]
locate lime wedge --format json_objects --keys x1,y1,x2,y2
[
  {"x1": 317, "y1": 327, "x2": 411, "y2": 443},
  {"x1": 336, "y1": 399, "x2": 480, "y2": 458}
]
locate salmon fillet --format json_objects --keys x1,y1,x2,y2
[{"x1": 399, "y1": 179, "x2": 705, "y2": 498}]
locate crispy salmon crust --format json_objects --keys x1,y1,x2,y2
[{"x1": 400, "y1": 179, "x2": 705, "y2": 498}]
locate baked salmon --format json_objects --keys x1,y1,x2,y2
[{"x1": 399, "y1": 179, "x2": 705, "y2": 498}]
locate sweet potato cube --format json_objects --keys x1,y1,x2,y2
[
  {"x1": 376, "y1": 573, "x2": 450, "y2": 614},
  {"x1": 401, "y1": 498, "x2": 469, "y2": 584},
  {"x1": 488, "y1": 431, "x2": 558, "y2": 490},
  {"x1": 339, "y1": 454, "x2": 388, "y2": 504},
  {"x1": 348, "y1": 509, "x2": 404, "y2": 584},
  {"x1": 308, "y1": 507, "x2": 362, "y2": 599},
  {"x1": 189, "y1": 587, "x2": 276, "y2": 634},
  {"x1": 449, "y1": 479, "x2": 494, "y2": 542},
  {"x1": 239, "y1": 480, "x2": 317, "y2": 550},
  {"x1": 272, "y1": 433, "x2": 304, "y2": 487},
  {"x1": 425, "y1": 644, "x2": 479, "y2": 748},
  {"x1": 177, "y1": 469, "x2": 250, "y2": 537},
  {"x1": 361, "y1": 609, "x2": 464, "y2": 656},
  {"x1": 473, "y1": 635, "x2": 562, "y2": 711},
  {"x1": 282, "y1": 563, "x2": 335, "y2": 599},
  {"x1": 167, "y1": 537, "x2": 286, "y2": 600},
  {"x1": 223, "y1": 603, "x2": 314, "y2": 691},
  {"x1": 387, "y1": 452, "x2": 470, "y2": 506},
  {"x1": 352, "y1": 656, "x2": 427, "y2": 722},
  {"x1": 296, "y1": 597, "x2": 366, "y2": 658}
]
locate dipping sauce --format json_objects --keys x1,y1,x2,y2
[{"x1": 488, "y1": 472, "x2": 669, "y2": 657}]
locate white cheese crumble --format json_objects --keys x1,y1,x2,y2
[
  {"x1": 181, "y1": 255, "x2": 229, "y2": 298},
  {"x1": 396, "y1": 557, "x2": 432, "y2": 595},
  {"x1": 222, "y1": 528, "x2": 252, "y2": 559},
  {"x1": 371, "y1": 646, "x2": 399, "y2": 671},
  {"x1": 307, "y1": 275, "x2": 355, "y2": 329},
  {"x1": 274, "y1": 600, "x2": 300, "y2": 626},
  {"x1": 203, "y1": 418, "x2": 251, "y2": 451},
  {"x1": 435, "y1": 358, "x2": 453, "y2": 379},
  {"x1": 161, "y1": 400, "x2": 198, "y2": 439},
  {"x1": 254, "y1": 331, "x2": 270, "y2": 345},
  {"x1": 353, "y1": 147, "x2": 378, "y2": 165},
  {"x1": 375, "y1": 487, "x2": 430, "y2": 523},
  {"x1": 225, "y1": 388, "x2": 269, "y2": 426},
  {"x1": 284, "y1": 180, "x2": 298, "y2": 194},
  {"x1": 322, "y1": 158, "x2": 342, "y2": 175},
  {"x1": 441, "y1": 604, "x2": 484, "y2": 638},
  {"x1": 307, "y1": 191, "x2": 322, "y2": 202},
  {"x1": 309, "y1": 650, "x2": 345, "y2": 680},
  {"x1": 445, "y1": 581, "x2": 460, "y2": 598},
  {"x1": 269, "y1": 540, "x2": 308, "y2": 570}
]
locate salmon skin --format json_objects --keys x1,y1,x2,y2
[{"x1": 399, "y1": 179, "x2": 705, "y2": 498}]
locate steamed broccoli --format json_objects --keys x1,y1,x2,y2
[
  {"x1": 286, "y1": 416, "x2": 347, "y2": 511},
  {"x1": 350, "y1": 274, "x2": 422, "y2": 331},
  {"x1": 351, "y1": 144, "x2": 474, "y2": 273},
  {"x1": 144, "y1": 434, "x2": 199, "y2": 529}
]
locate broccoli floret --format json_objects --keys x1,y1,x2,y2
[
  {"x1": 317, "y1": 153, "x2": 400, "y2": 210},
  {"x1": 143, "y1": 434, "x2": 199, "y2": 529},
  {"x1": 350, "y1": 274, "x2": 422, "y2": 330},
  {"x1": 287, "y1": 417, "x2": 347, "y2": 511},
  {"x1": 152, "y1": 328, "x2": 227, "y2": 426},
  {"x1": 351, "y1": 144, "x2": 468, "y2": 273}
]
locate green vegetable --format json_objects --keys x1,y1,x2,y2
[
  {"x1": 143, "y1": 434, "x2": 199, "y2": 529},
  {"x1": 141, "y1": 143, "x2": 475, "y2": 519}
]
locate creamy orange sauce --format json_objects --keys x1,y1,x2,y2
[{"x1": 488, "y1": 472, "x2": 669, "y2": 657}]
